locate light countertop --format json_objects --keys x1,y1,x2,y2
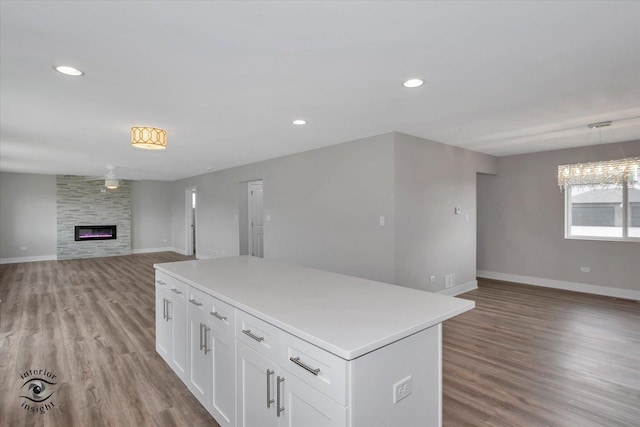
[{"x1": 155, "y1": 256, "x2": 474, "y2": 360}]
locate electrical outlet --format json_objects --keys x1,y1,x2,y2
[
  {"x1": 20, "y1": 246, "x2": 27, "y2": 251},
  {"x1": 580, "y1": 266, "x2": 590, "y2": 273},
  {"x1": 429, "y1": 275, "x2": 436, "y2": 283},
  {"x1": 393, "y1": 376, "x2": 412, "y2": 404},
  {"x1": 379, "y1": 216, "x2": 385, "y2": 226},
  {"x1": 445, "y1": 273, "x2": 456, "y2": 289}
]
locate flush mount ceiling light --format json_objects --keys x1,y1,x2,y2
[
  {"x1": 292, "y1": 119, "x2": 307, "y2": 125},
  {"x1": 105, "y1": 178, "x2": 119, "y2": 189},
  {"x1": 402, "y1": 78, "x2": 424, "y2": 88},
  {"x1": 131, "y1": 127, "x2": 167, "y2": 150},
  {"x1": 52, "y1": 65, "x2": 85, "y2": 76}
]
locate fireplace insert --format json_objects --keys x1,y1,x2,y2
[{"x1": 74, "y1": 225, "x2": 117, "y2": 241}]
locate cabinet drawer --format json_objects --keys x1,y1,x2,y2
[
  {"x1": 155, "y1": 271, "x2": 171, "y2": 288},
  {"x1": 207, "y1": 296, "x2": 235, "y2": 336},
  {"x1": 236, "y1": 310, "x2": 280, "y2": 361},
  {"x1": 168, "y1": 278, "x2": 188, "y2": 301},
  {"x1": 280, "y1": 332, "x2": 348, "y2": 406},
  {"x1": 188, "y1": 285, "x2": 211, "y2": 314}
]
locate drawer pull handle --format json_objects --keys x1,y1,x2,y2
[
  {"x1": 203, "y1": 325, "x2": 210, "y2": 354},
  {"x1": 156, "y1": 280, "x2": 167, "y2": 286},
  {"x1": 211, "y1": 311, "x2": 227, "y2": 321},
  {"x1": 199, "y1": 323, "x2": 205, "y2": 351},
  {"x1": 289, "y1": 357, "x2": 320, "y2": 376},
  {"x1": 189, "y1": 299, "x2": 203, "y2": 307},
  {"x1": 242, "y1": 329, "x2": 264, "y2": 342},
  {"x1": 277, "y1": 376, "x2": 285, "y2": 417},
  {"x1": 170, "y1": 288, "x2": 183, "y2": 295},
  {"x1": 165, "y1": 300, "x2": 172, "y2": 321},
  {"x1": 266, "y1": 369, "x2": 274, "y2": 408}
]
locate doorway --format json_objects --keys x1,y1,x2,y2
[
  {"x1": 247, "y1": 180, "x2": 263, "y2": 258},
  {"x1": 186, "y1": 187, "x2": 196, "y2": 256}
]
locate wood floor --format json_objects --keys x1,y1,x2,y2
[{"x1": 1, "y1": 253, "x2": 638, "y2": 426}]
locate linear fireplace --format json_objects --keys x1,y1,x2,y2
[{"x1": 75, "y1": 225, "x2": 117, "y2": 241}]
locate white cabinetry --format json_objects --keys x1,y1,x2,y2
[
  {"x1": 155, "y1": 272, "x2": 188, "y2": 382},
  {"x1": 187, "y1": 286, "x2": 210, "y2": 406},
  {"x1": 156, "y1": 257, "x2": 473, "y2": 427},
  {"x1": 235, "y1": 310, "x2": 347, "y2": 427},
  {"x1": 207, "y1": 295, "x2": 236, "y2": 427},
  {"x1": 184, "y1": 282, "x2": 237, "y2": 427}
]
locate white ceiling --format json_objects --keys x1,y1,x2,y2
[{"x1": 1, "y1": 1, "x2": 639, "y2": 181}]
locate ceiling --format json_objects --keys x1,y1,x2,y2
[{"x1": 1, "y1": 1, "x2": 639, "y2": 181}]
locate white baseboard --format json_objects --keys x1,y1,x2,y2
[
  {"x1": 477, "y1": 270, "x2": 640, "y2": 301},
  {"x1": 0, "y1": 254, "x2": 57, "y2": 265},
  {"x1": 132, "y1": 247, "x2": 175, "y2": 254},
  {"x1": 437, "y1": 280, "x2": 478, "y2": 297},
  {"x1": 172, "y1": 247, "x2": 189, "y2": 256}
]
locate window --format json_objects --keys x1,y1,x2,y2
[{"x1": 566, "y1": 182, "x2": 640, "y2": 241}]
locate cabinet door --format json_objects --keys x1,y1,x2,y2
[
  {"x1": 209, "y1": 318, "x2": 235, "y2": 427},
  {"x1": 170, "y1": 298, "x2": 188, "y2": 382},
  {"x1": 278, "y1": 370, "x2": 347, "y2": 427},
  {"x1": 237, "y1": 342, "x2": 278, "y2": 427},
  {"x1": 188, "y1": 310, "x2": 211, "y2": 407},
  {"x1": 155, "y1": 285, "x2": 171, "y2": 362}
]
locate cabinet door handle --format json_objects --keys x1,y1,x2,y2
[
  {"x1": 276, "y1": 376, "x2": 285, "y2": 417},
  {"x1": 210, "y1": 311, "x2": 227, "y2": 321},
  {"x1": 189, "y1": 299, "x2": 203, "y2": 307},
  {"x1": 266, "y1": 369, "x2": 274, "y2": 408},
  {"x1": 204, "y1": 326, "x2": 210, "y2": 354},
  {"x1": 199, "y1": 323, "x2": 205, "y2": 351},
  {"x1": 170, "y1": 288, "x2": 183, "y2": 295},
  {"x1": 166, "y1": 300, "x2": 172, "y2": 321},
  {"x1": 289, "y1": 357, "x2": 320, "y2": 376},
  {"x1": 242, "y1": 329, "x2": 264, "y2": 342},
  {"x1": 156, "y1": 280, "x2": 166, "y2": 286},
  {"x1": 162, "y1": 298, "x2": 167, "y2": 320}
]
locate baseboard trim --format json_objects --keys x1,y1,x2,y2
[
  {"x1": 132, "y1": 247, "x2": 175, "y2": 254},
  {"x1": 0, "y1": 254, "x2": 57, "y2": 265},
  {"x1": 477, "y1": 270, "x2": 640, "y2": 301},
  {"x1": 437, "y1": 280, "x2": 478, "y2": 296}
]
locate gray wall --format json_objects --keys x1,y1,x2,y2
[
  {"x1": 131, "y1": 180, "x2": 173, "y2": 251},
  {"x1": 394, "y1": 133, "x2": 497, "y2": 291},
  {"x1": 238, "y1": 181, "x2": 249, "y2": 256},
  {"x1": 0, "y1": 173, "x2": 173, "y2": 262},
  {"x1": 171, "y1": 133, "x2": 397, "y2": 283},
  {"x1": 477, "y1": 140, "x2": 640, "y2": 291},
  {"x1": 57, "y1": 176, "x2": 132, "y2": 260},
  {"x1": 0, "y1": 172, "x2": 57, "y2": 261},
  {"x1": 170, "y1": 132, "x2": 497, "y2": 291}
]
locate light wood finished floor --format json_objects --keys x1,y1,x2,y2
[{"x1": 1, "y1": 253, "x2": 638, "y2": 426}]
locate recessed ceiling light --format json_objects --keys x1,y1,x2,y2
[
  {"x1": 403, "y1": 78, "x2": 424, "y2": 88},
  {"x1": 292, "y1": 119, "x2": 307, "y2": 126},
  {"x1": 53, "y1": 65, "x2": 85, "y2": 76}
]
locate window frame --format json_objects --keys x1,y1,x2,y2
[{"x1": 565, "y1": 180, "x2": 640, "y2": 242}]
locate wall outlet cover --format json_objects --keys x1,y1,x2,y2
[{"x1": 393, "y1": 376, "x2": 412, "y2": 404}]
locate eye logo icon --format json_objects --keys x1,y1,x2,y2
[{"x1": 21, "y1": 378, "x2": 56, "y2": 403}]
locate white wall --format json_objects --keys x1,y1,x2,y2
[
  {"x1": 171, "y1": 133, "x2": 397, "y2": 283},
  {"x1": 0, "y1": 172, "x2": 57, "y2": 262},
  {"x1": 394, "y1": 133, "x2": 497, "y2": 291},
  {"x1": 131, "y1": 180, "x2": 173, "y2": 252},
  {"x1": 477, "y1": 140, "x2": 640, "y2": 294}
]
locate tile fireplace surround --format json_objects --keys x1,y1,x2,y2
[{"x1": 56, "y1": 176, "x2": 131, "y2": 260}]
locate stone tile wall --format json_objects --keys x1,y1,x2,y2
[{"x1": 57, "y1": 176, "x2": 131, "y2": 260}]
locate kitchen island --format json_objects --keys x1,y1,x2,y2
[{"x1": 155, "y1": 256, "x2": 474, "y2": 427}]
